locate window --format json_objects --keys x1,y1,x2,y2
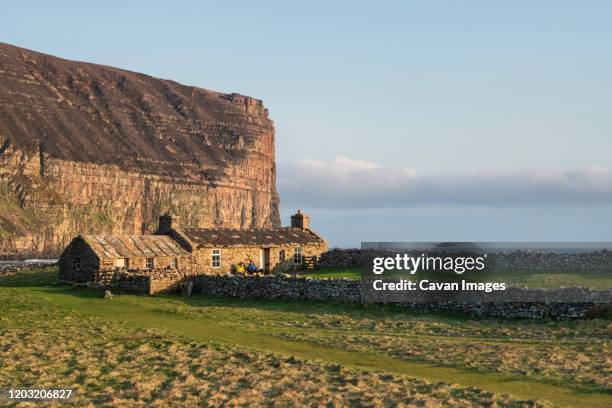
[
  {"x1": 170, "y1": 258, "x2": 177, "y2": 268},
  {"x1": 146, "y1": 258, "x2": 154, "y2": 269},
  {"x1": 116, "y1": 258, "x2": 129, "y2": 268},
  {"x1": 279, "y1": 249, "x2": 286, "y2": 262},
  {"x1": 212, "y1": 249, "x2": 221, "y2": 268},
  {"x1": 73, "y1": 258, "x2": 81, "y2": 271},
  {"x1": 293, "y1": 247, "x2": 302, "y2": 265}
]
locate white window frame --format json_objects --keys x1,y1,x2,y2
[
  {"x1": 279, "y1": 249, "x2": 285, "y2": 262},
  {"x1": 170, "y1": 257, "x2": 178, "y2": 268},
  {"x1": 293, "y1": 246, "x2": 302, "y2": 265},
  {"x1": 146, "y1": 258, "x2": 154, "y2": 269},
  {"x1": 73, "y1": 258, "x2": 81, "y2": 271},
  {"x1": 212, "y1": 249, "x2": 221, "y2": 268},
  {"x1": 116, "y1": 258, "x2": 129, "y2": 268}
]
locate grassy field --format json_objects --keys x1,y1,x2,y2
[
  {"x1": 0, "y1": 267, "x2": 611, "y2": 407},
  {"x1": 303, "y1": 267, "x2": 612, "y2": 289},
  {"x1": 301, "y1": 267, "x2": 362, "y2": 279}
]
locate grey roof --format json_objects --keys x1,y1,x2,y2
[
  {"x1": 81, "y1": 235, "x2": 188, "y2": 259},
  {"x1": 181, "y1": 227, "x2": 325, "y2": 248}
]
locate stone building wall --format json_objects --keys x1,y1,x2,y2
[
  {"x1": 59, "y1": 238, "x2": 196, "y2": 285},
  {"x1": 58, "y1": 237, "x2": 100, "y2": 283},
  {"x1": 192, "y1": 242, "x2": 327, "y2": 274},
  {"x1": 98, "y1": 255, "x2": 195, "y2": 274}
]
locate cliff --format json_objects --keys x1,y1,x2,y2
[{"x1": 0, "y1": 43, "x2": 280, "y2": 257}]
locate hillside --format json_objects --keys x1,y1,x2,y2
[{"x1": 0, "y1": 43, "x2": 280, "y2": 257}]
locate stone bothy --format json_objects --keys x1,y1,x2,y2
[
  {"x1": 59, "y1": 210, "x2": 328, "y2": 293},
  {"x1": 59, "y1": 234, "x2": 192, "y2": 283},
  {"x1": 156, "y1": 211, "x2": 327, "y2": 275}
]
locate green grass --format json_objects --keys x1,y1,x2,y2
[
  {"x1": 304, "y1": 266, "x2": 612, "y2": 289},
  {"x1": 301, "y1": 266, "x2": 361, "y2": 279},
  {"x1": 497, "y1": 269, "x2": 612, "y2": 289},
  {"x1": 1, "y1": 267, "x2": 611, "y2": 407}
]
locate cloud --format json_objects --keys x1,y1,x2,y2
[{"x1": 278, "y1": 156, "x2": 612, "y2": 209}]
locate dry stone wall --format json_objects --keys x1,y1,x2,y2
[
  {"x1": 317, "y1": 248, "x2": 612, "y2": 273},
  {"x1": 195, "y1": 274, "x2": 361, "y2": 302},
  {"x1": 318, "y1": 248, "x2": 361, "y2": 268},
  {"x1": 110, "y1": 269, "x2": 199, "y2": 295},
  {"x1": 192, "y1": 274, "x2": 611, "y2": 320}
]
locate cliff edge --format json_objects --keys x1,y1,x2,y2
[{"x1": 0, "y1": 43, "x2": 281, "y2": 257}]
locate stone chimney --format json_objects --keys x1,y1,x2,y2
[
  {"x1": 158, "y1": 213, "x2": 176, "y2": 234},
  {"x1": 290, "y1": 209, "x2": 310, "y2": 229}
]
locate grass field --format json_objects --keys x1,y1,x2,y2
[
  {"x1": 301, "y1": 267, "x2": 362, "y2": 279},
  {"x1": 303, "y1": 267, "x2": 612, "y2": 289},
  {"x1": 0, "y1": 267, "x2": 611, "y2": 407}
]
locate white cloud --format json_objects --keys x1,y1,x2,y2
[{"x1": 278, "y1": 157, "x2": 612, "y2": 209}]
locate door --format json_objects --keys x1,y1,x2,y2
[{"x1": 262, "y1": 248, "x2": 271, "y2": 273}]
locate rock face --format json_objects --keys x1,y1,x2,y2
[{"x1": 0, "y1": 43, "x2": 280, "y2": 257}]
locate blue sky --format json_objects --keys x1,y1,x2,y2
[{"x1": 3, "y1": 1, "x2": 612, "y2": 246}]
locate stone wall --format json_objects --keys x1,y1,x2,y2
[
  {"x1": 58, "y1": 236, "x2": 100, "y2": 283},
  {"x1": 194, "y1": 274, "x2": 361, "y2": 302},
  {"x1": 98, "y1": 254, "x2": 195, "y2": 275},
  {"x1": 318, "y1": 248, "x2": 361, "y2": 268},
  {"x1": 0, "y1": 262, "x2": 56, "y2": 277},
  {"x1": 192, "y1": 242, "x2": 328, "y2": 274},
  {"x1": 110, "y1": 269, "x2": 197, "y2": 295},
  {"x1": 192, "y1": 274, "x2": 611, "y2": 320},
  {"x1": 317, "y1": 248, "x2": 612, "y2": 273},
  {"x1": 493, "y1": 250, "x2": 612, "y2": 272}
]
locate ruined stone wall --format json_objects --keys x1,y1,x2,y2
[{"x1": 0, "y1": 43, "x2": 280, "y2": 257}]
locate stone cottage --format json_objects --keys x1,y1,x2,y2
[
  {"x1": 59, "y1": 210, "x2": 327, "y2": 293},
  {"x1": 58, "y1": 234, "x2": 194, "y2": 284},
  {"x1": 155, "y1": 210, "x2": 328, "y2": 274}
]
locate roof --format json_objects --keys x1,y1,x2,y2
[
  {"x1": 180, "y1": 227, "x2": 325, "y2": 248},
  {"x1": 81, "y1": 235, "x2": 188, "y2": 259}
]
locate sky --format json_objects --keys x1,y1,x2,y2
[{"x1": 2, "y1": 1, "x2": 612, "y2": 246}]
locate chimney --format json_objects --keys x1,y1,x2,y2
[
  {"x1": 290, "y1": 209, "x2": 310, "y2": 229},
  {"x1": 158, "y1": 213, "x2": 176, "y2": 234}
]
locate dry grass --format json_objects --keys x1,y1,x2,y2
[
  {"x1": 0, "y1": 318, "x2": 545, "y2": 407},
  {"x1": 275, "y1": 329, "x2": 611, "y2": 390},
  {"x1": 127, "y1": 297, "x2": 611, "y2": 391},
  {"x1": 0, "y1": 269, "x2": 608, "y2": 407}
]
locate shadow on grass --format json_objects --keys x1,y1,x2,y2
[{"x1": 0, "y1": 266, "x2": 60, "y2": 287}]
